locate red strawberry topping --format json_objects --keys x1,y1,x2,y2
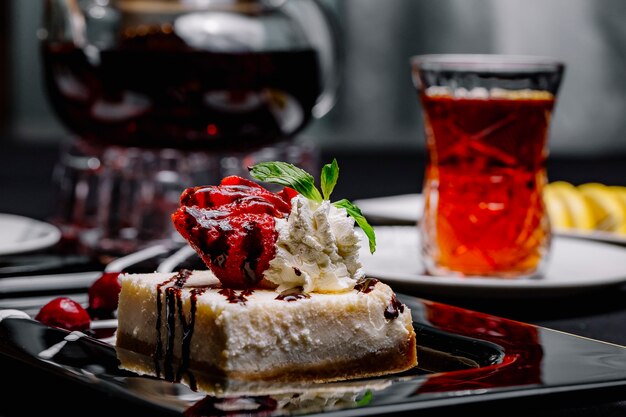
[{"x1": 172, "y1": 176, "x2": 294, "y2": 288}]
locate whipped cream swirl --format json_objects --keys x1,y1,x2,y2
[{"x1": 264, "y1": 195, "x2": 364, "y2": 293}]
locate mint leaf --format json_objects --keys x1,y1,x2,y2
[
  {"x1": 320, "y1": 158, "x2": 339, "y2": 200},
  {"x1": 356, "y1": 390, "x2": 373, "y2": 407},
  {"x1": 333, "y1": 199, "x2": 376, "y2": 253},
  {"x1": 249, "y1": 162, "x2": 323, "y2": 202},
  {"x1": 249, "y1": 160, "x2": 375, "y2": 253}
]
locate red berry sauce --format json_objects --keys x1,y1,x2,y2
[{"x1": 172, "y1": 176, "x2": 294, "y2": 288}]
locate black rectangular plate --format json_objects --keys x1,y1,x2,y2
[{"x1": 1, "y1": 293, "x2": 626, "y2": 416}]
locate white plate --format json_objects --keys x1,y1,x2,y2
[
  {"x1": 354, "y1": 193, "x2": 626, "y2": 245},
  {"x1": 555, "y1": 229, "x2": 626, "y2": 245},
  {"x1": 0, "y1": 214, "x2": 61, "y2": 256},
  {"x1": 354, "y1": 194, "x2": 423, "y2": 224},
  {"x1": 359, "y1": 226, "x2": 626, "y2": 298}
]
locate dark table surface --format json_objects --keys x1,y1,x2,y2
[{"x1": 1, "y1": 139, "x2": 626, "y2": 416}]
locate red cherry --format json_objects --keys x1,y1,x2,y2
[
  {"x1": 35, "y1": 297, "x2": 91, "y2": 331},
  {"x1": 88, "y1": 272, "x2": 122, "y2": 313}
]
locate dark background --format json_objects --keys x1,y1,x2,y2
[
  {"x1": 2, "y1": 0, "x2": 626, "y2": 156},
  {"x1": 0, "y1": 1, "x2": 624, "y2": 221}
]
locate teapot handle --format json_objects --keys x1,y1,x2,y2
[
  {"x1": 283, "y1": 0, "x2": 343, "y2": 118},
  {"x1": 43, "y1": 0, "x2": 87, "y2": 46}
]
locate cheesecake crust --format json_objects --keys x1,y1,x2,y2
[{"x1": 117, "y1": 326, "x2": 416, "y2": 382}]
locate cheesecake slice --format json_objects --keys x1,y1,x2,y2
[
  {"x1": 117, "y1": 161, "x2": 417, "y2": 384},
  {"x1": 116, "y1": 270, "x2": 416, "y2": 383}
]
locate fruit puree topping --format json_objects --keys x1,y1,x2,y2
[
  {"x1": 172, "y1": 161, "x2": 377, "y2": 292},
  {"x1": 172, "y1": 176, "x2": 294, "y2": 288}
]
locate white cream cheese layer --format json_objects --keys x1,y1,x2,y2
[
  {"x1": 117, "y1": 271, "x2": 415, "y2": 384},
  {"x1": 264, "y1": 195, "x2": 364, "y2": 293}
]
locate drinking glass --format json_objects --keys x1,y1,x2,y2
[
  {"x1": 411, "y1": 54, "x2": 565, "y2": 278},
  {"x1": 41, "y1": 0, "x2": 339, "y2": 254}
]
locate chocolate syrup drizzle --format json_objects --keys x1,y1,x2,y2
[
  {"x1": 275, "y1": 287, "x2": 309, "y2": 302},
  {"x1": 218, "y1": 288, "x2": 251, "y2": 304},
  {"x1": 154, "y1": 270, "x2": 256, "y2": 385},
  {"x1": 354, "y1": 277, "x2": 379, "y2": 294},
  {"x1": 163, "y1": 270, "x2": 193, "y2": 380},
  {"x1": 384, "y1": 294, "x2": 405, "y2": 320},
  {"x1": 354, "y1": 278, "x2": 404, "y2": 321},
  {"x1": 154, "y1": 274, "x2": 178, "y2": 377}
]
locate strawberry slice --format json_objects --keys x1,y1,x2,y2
[{"x1": 172, "y1": 176, "x2": 293, "y2": 288}]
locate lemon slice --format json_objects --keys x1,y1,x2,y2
[
  {"x1": 609, "y1": 186, "x2": 626, "y2": 235},
  {"x1": 610, "y1": 186, "x2": 626, "y2": 206},
  {"x1": 543, "y1": 185, "x2": 573, "y2": 230},
  {"x1": 547, "y1": 181, "x2": 596, "y2": 230},
  {"x1": 578, "y1": 183, "x2": 626, "y2": 233}
]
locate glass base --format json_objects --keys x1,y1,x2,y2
[
  {"x1": 421, "y1": 259, "x2": 548, "y2": 280},
  {"x1": 419, "y1": 225, "x2": 552, "y2": 280},
  {"x1": 50, "y1": 138, "x2": 319, "y2": 255}
]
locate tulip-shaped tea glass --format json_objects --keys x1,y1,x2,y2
[{"x1": 411, "y1": 54, "x2": 564, "y2": 278}]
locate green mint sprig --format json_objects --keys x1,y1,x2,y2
[
  {"x1": 247, "y1": 161, "x2": 323, "y2": 202},
  {"x1": 248, "y1": 159, "x2": 376, "y2": 253},
  {"x1": 332, "y1": 199, "x2": 376, "y2": 254},
  {"x1": 320, "y1": 158, "x2": 339, "y2": 200}
]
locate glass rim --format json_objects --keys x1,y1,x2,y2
[{"x1": 410, "y1": 54, "x2": 565, "y2": 73}]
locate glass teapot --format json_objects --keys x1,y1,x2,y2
[{"x1": 41, "y1": 0, "x2": 340, "y2": 151}]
